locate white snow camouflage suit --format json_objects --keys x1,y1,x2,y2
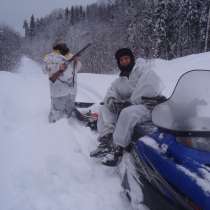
[
  {"x1": 43, "y1": 50, "x2": 81, "y2": 123},
  {"x1": 97, "y1": 58, "x2": 164, "y2": 147}
]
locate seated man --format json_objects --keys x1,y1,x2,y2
[{"x1": 90, "y1": 48, "x2": 164, "y2": 166}]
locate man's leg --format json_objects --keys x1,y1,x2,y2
[
  {"x1": 97, "y1": 105, "x2": 118, "y2": 140},
  {"x1": 65, "y1": 94, "x2": 76, "y2": 118},
  {"x1": 90, "y1": 105, "x2": 118, "y2": 158},
  {"x1": 102, "y1": 105, "x2": 151, "y2": 166},
  {"x1": 48, "y1": 96, "x2": 66, "y2": 123},
  {"x1": 114, "y1": 105, "x2": 150, "y2": 147}
]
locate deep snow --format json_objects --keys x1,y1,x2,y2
[
  {"x1": 0, "y1": 57, "x2": 129, "y2": 210},
  {"x1": 1, "y1": 52, "x2": 210, "y2": 210}
]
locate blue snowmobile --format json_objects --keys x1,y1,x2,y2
[{"x1": 120, "y1": 70, "x2": 210, "y2": 210}]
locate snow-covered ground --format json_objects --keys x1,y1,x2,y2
[
  {"x1": 0, "y1": 58, "x2": 128, "y2": 210},
  {"x1": 0, "y1": 52, "x2": 210, "y2": 210}
]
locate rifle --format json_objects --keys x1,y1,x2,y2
[
  {"x1": 50, "y1": 43, "x2": 92, "y2": 83},
  {"x1": 65, "y1": 43, "x2": 91, "y2": 64}
]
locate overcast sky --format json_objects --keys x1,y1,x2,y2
[{"x1": 0, "y1": 0, "x2": 97, "y2": 35}]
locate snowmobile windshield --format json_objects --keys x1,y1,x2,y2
[{"x1": 152, "y1": 70, "x2": 210, "y2": 136}]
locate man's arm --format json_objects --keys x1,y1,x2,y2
[
  {"x1": 50, "y1": 56, "x2": 81, "y2": 83},
  {"x1": 49, "y1": 63, "x2": 67, "y2": 83}
]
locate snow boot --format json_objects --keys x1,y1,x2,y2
[
  {"x1": 101, "y1": 145, "x2": 123, "y2": 167},
  {"x1": 90, "y1": 133, "x2": 113, "y2": 158}
]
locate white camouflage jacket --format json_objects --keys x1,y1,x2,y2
[
  {"x1": 104, "y1": 58, "x2": 164, "y2": 106},
  {"x1": 43, "y1": 51, "x2": 81, "y2": 98}
]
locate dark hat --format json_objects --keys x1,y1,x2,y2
[
  {"x1": 53, "y1": 42, "x2": 69, "y2": 56},
  {"x1": 115, "y1": 48, "x2": 135, "y2": 78},
  {"x1": 115, "y1": 48, "x2": 134, "y2": 61}
]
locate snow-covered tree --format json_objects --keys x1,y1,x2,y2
[
  {"x1": 0, "y1": 25, "x2": 22, "y2": 71},
  {"x1": 29, "y1": 15, "x2": 36, "y2": 39},
  {"x1": 21, "y1": 0, "x2": 210, "y2": 73}
]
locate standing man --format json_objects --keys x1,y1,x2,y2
[
  {"x1": 90, "y1": 48, "x2": 163, "y2": 166},
  {"x1": 43, "y1": 42, "x2": 81, "y2": 123}
]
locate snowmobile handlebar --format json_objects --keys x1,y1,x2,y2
[
  {"x1": 141, "y1": 96, "x2": 167, "y2": 110},
  {"x1": 141, "y1": 96, "x2": 167, "y2": 104}
]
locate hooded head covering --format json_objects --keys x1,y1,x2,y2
[
  {"x1": 115, "y1": 48, "x2": 135, "y2": 78},
  {"x1": 53, "y1": 42, "x2": 69, "y2": 56}
]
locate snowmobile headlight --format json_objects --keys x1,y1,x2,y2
[{"x1": 177, "y1": 137, "x2": 210, "y2": 152}]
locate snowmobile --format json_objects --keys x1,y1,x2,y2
[{"x1": 119, "y1": 70, "x2": 210, "y2": 210}]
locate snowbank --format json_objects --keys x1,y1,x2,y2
[
  {"x1": 0, "y1": 57, "x2": 128, "y2": 210},
  {"x1": 1, "y1": 51, "x2": 210, "y2": 210},
  {"x1": 152, "y1": 52, "x2": 210, "y2": 96}
]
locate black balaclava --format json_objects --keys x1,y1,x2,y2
[
  {"x1": 115, "y1": 48, "x2": 135, "y2": 78},
  {"x1": 53, "y1": 43, "x2": 70, "y2": 56}
]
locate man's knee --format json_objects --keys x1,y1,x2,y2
[
  {"x1": 121, "y1": 104, "x2": 149, "y2": 117},
  {"x1": 119, "y1": 106, "x2": 132, "y2": 117},
  {"x1": 119, "y1": 105, "x2": 143, "y2": 118}
]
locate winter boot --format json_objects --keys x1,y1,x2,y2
[
  {"x1": 90, "y1": 133, "x2": 113, "y2": 158},
  {"x1": 101, "y1": 145, "x2": 123, "y2": 167}
]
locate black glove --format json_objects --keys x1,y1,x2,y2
[{"x1": 107, "y1": 97, "x2": 131, "y2": 114}]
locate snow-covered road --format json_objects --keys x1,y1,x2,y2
[
  {"x1": 1, "y1": 52, "x2": 210, "y2": 210},
  {"x1": 0, "y1": 57, "x2": 130, "y2": 210}
]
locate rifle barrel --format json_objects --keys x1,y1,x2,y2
[{"x1": 67, "y1": 43, "x2": 91, "y2": 63}]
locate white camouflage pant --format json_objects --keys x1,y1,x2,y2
[
  {"x1": 49, "y1": 94, "x2": 75, "y2": 123},
  {"x1": 97, "y1": 104, "x2": 151, "y2": 147}
]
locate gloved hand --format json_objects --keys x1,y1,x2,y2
[
  {"x1": 107, "y1": 97, "x2": 131, "y2": 114},
  {"x1": 59, "y1": 63, "x2": 68, "y2": 72}
]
